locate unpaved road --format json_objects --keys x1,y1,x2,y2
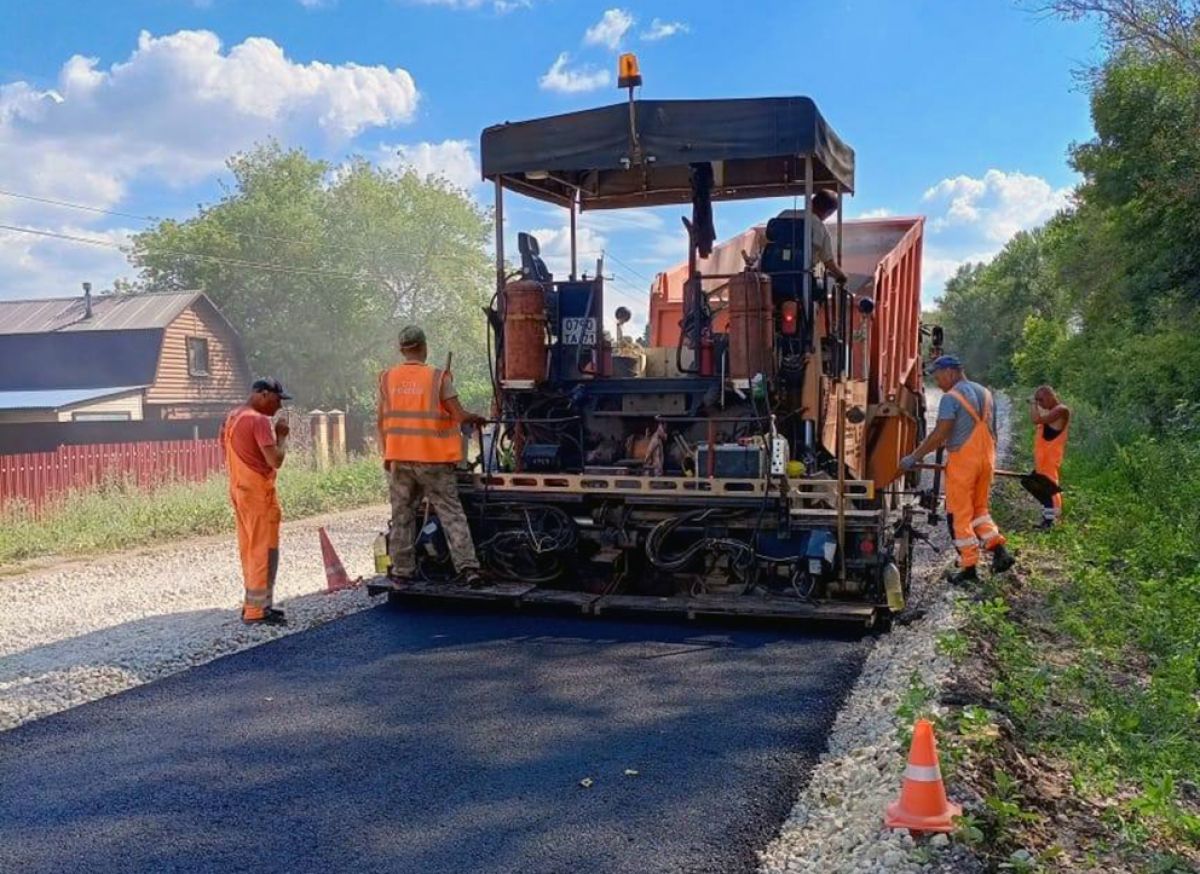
[{"x1": 0, "y1": 505, "x2": 391, "y2": 731}]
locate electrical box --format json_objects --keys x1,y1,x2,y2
[
  {"x1": 521, "y1": 443, "x2": 562, "y2": 472},
  {"x1": 695, "y1": 443, "x2": 763, "y2": 478},
  {"x1": 770, "y1": 436, "x2": 789, "y2": 475}
]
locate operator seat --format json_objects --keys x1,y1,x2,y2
[
  {"x1": 759, "y1": 215, "x2": 806, "y2": 299},
  {"x1": 518, "y1": 232, "x2": 553, "y2": 283}
]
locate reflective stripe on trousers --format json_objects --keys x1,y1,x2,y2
[
  {"x1": 223, "y1": 407, "x2": 282, "y2": 618},
  {"x1": 944, "y1": 386, "x2": 1006, "y2": 568}
]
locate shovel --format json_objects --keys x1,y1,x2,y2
[{"x1": 914, "y1": 463, "x2": 1062, "y2": 504}]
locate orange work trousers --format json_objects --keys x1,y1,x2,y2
[
  {"x1": 1033, "y1": 422, "x2": 1068, "y2": 522},
  {"x1": 944, "y1": 388, "x2": 1006, "y2": 568},
  {"x1": 224, "y1": 423, "x2": 281, "y2": 619}
]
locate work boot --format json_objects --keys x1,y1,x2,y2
[
  {"x1": 242, "y1": 607, "x2": 287, "y2": 627},
  {"x1": 946, "y1": 566, "x2": 979, "y2": 587},
  {"x1": 459, "y1": 569, "x2": 487, "y2": 589},
  {"x1": 991, "y1": 544, "x2": 1016, "y2": 574},
  {"x1": 1035, "y1": 518, "x2": 1055, "y2": 531}
]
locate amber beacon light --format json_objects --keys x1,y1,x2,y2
[{"x1": 618, "y1": 53, "x2": 642, "y2": 89}]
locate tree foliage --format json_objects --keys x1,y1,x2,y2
[
  {"x1": 935, "y1": 4, "x2": 1200, "y2": 428},
  {"x1": 128, "y1": 143, "x2": 493, "y2": 416}
]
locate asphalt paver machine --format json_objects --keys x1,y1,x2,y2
[{"x1": 379, "y1": 68, "x2": 930, "y2": 628}]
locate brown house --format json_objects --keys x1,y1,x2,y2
[{"x1": 0, "y1": 291, "x2": 251, "y2": 428}]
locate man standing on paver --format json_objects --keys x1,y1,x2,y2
[
  {"x1": 377, "y1": 326, "x2": 487, "y2": 587},
  {"x1": 222, "y1": 378, "x2": 292, "y2": 625},
  {"x1": 900, "y1": 355, "x2": 1015, "y2": 585}
]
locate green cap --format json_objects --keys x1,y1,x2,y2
[{"x1": 398, "y1": 325, "x2": 426, "y2": 349}]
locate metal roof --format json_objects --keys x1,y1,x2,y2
[
  {"x1": 0, "y1": 386, "x2": 146, "y2": 412},
  {"x1": 0, "y1": 291, "x2": 202, "y2": 335}
]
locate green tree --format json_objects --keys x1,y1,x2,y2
[{"x1": 128, "y1": 143, "x2": 493, "y2": 417}]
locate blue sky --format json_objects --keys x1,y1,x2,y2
[{"x1": 0, "y1": 0, "x2": 1102, "y2": 323}]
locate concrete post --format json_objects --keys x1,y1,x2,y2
[
  {"x1": 309, "y1": 409, "x2": 329, "y2": 470},
  {"x1": 327, "y1": 409, "x2": 346, "y2": 464}
]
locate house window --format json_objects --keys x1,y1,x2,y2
[
  {"x1": 187, "y1": 337, "x2": 211, "y2": 376},
  {"x1": 72, "y1": 411, "x2": 132, "y2": 422}
]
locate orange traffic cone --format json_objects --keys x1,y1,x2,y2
[
  {"x1": 319, "y1": 527, "x2": 357, "y2": 593},
  {"x1": 885, "y1": 718, "x2": 961, "y2": 833}
]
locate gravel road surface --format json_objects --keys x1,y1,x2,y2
[
  {"x1": 0, "y1": 505, "x2": 391, "y2": 731},
  {"x1": 1, "y1": 607, "x2": 869, "y2": 874}
]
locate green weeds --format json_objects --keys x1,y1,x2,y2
[{"x1": 0, "y1": 455, "x2": 385, "y2": 569}]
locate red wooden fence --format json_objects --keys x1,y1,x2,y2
[{"x1": 0, "y1": 440, "x2": 226, "y2": 516}]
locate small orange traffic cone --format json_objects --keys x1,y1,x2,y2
[
  {"x1": 885, "y1": 718, "x2": 961, "y2": 833},
  {"x1": 319, "y1": 527, "x2": 357, "y2": 593}
]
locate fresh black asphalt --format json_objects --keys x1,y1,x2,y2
[{"x1": 0, "y1": 604, "x2": 870, "y2": 874}]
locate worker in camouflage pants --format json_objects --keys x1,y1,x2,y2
[{"x1": 377, "y1": 325, "x2": 487, "y2": 587}]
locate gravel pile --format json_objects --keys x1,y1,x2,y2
[
  {"x1": 0, "y1": 505, "x2": 390, "y2": 732},
  {"x1": 758, "y1": 392, "x2": 1012, "y2": 874}
]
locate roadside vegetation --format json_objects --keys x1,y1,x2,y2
[
  {"x1": 928, "y1": 411, "x2": 1199, "y2": 872},
  {"x1": 0, "y1": 456, "x2": 384, "y2": 571},
  {"x1": 911, "y1": 3, "x2": 1200, "y2": 868}
]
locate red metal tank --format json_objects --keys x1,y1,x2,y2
[
  {"x1": 503, "y1": 280, "x2": 548, "y2": 382},
  {"x1": 727, "y1": 272, "x2": 776, "y2": 380}
]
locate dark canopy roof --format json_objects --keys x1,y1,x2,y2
[{"x1": 481, "y1": 97, "x2": 854, "y2": 210}]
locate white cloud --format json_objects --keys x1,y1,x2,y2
[
  {"x1": 922, "y1": 250, "x2": 994, "y2": 302},
  {"x1": 407, "y1": 0, "x2": 529, "y2": 10},
  {"x1": 0, "y1": 30, "x2": 419, "y2": 216},
  {"x1": 640, "y1": 18, "x2": 689, "y2": 41},
  {"x1": 539, "y1": 53, "x2": 611, "y2": 93},
  {"x1": 0, "y1": 29, "x2": 422, "y2": 299},
  {"x1": 855, "y1": 207, "x2": 892, "y2": 219},
  {"x1": 523, "y1": 225, "x2": 606, "y2": 280},
  {"x1": 922, "y1": 169, "x2": 1071, "y2": 243},
  {"x1": 584, "y1": 9, "x2": 634, "y2": 50},
  {"x1": 376, "y1": 139, "x2": 480, "y2": 192},
  {"x1": 0, "y1": 224, "x2": 135, "y2": 300}
]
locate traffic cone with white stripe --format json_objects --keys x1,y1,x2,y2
[
  {"x1": 319, "y1": 527, "x2": 357, "y2": 593},
  {"x1": 885, "y1": 718, "x2": 961, "y2": 833}
]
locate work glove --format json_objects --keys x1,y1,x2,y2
[{"x1": 899, "y1": 453, "x2": 919, "y2": 472}]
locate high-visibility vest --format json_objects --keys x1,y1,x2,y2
[{"x1": 380, "y1": 362, "x2": 462, "y2": 463}]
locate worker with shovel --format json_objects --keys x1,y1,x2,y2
[
  {"x1": 377, "y1": 326, "x2": 487, "y2": 588},
  {"x1": 900, "y1": 356, "x2": 1015, "y2": 584},
  {"x1": 1031, "y1": 385, "x2": 1070, "y2": 529}
]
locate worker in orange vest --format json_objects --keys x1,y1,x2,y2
[
  {"x1": 222, "y1": 378, "x2": 292, "y2": 625},
  {"x1": 377, "y1": 325, "x2": 488, "y2": 587},
  {"x1": 900, "y1": 356, "x2": 1015, "y2": 585},
  {"x1": 1030, "y1": 384, "x2": 1070, "y2": 529}
]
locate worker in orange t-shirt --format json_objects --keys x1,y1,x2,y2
[{"x1": 222, "y1": 378, "x2": 292, "y2": 625}]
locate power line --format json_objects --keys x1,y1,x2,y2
[
  {"x1": 0, "y1": 223, "x2": 391, "y2": 284},
  {"x1": 604, "y1": 249, "x2": 659, "y2": 286},
  {"x1": 0, "y1": 188, "x2": 435, "y2": 262}
]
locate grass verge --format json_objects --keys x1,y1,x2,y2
[
  {"x1": 934, "y1": 402, "x2": 1200, "y2": 872},
  {"x1": 0, "y1": 455, "x2": 386, "y2": 571}
]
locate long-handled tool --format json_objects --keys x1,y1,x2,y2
[{"x1": 914, "y1": 463, "x2": 1062, "y2": 504}]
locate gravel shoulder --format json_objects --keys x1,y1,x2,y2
[
  {"x1": 0, "y1": 504, "x2": 391, "y2": 732},
  {"x1": 758, "y1": 390, "x2": 1013, "y2": 874}
]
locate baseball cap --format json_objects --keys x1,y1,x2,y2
[
  {"x1": 252, "y1": 377, "x2": 293, "y2": 400},
  {"x1": 930, "y1": 355, "x2": 962, "y2": 371},
  {"x1": 398, "y1": 325, "x2": 426, "y2": 349}
]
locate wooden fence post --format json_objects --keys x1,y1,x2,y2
[
  {"x1": 327, "y1": 409, "x2": 346, "y2": 465},
  {"x1": 309, "y1": 410, "x2": 330, "y2": 470}
]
